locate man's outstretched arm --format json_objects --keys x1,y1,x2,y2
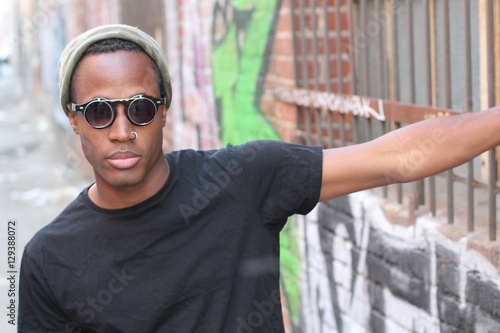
[{"x1": 319, "y1": 106, "x2": 500, "y2": 202}]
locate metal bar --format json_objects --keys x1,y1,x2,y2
[
  {"x1": 311, "y1": 0, "x2": 322, "y2": 146},
  {"x1": 363, "y1": 1, "x2": 373, "y2": 142},
  {"x1": 336, "y1": 0, "x2": 344, "y2": 93},
  {"x1": 305, "y1": 107, "x2": 312, "y2": 145},
  {"x1": 291, "y1": 0, "x2": 301, "y2": 88},
  {"x1": 275, "y1": 88, "x2": 465, "y2": 121},
  {"x1": 365, "y1": 117, "x2": 372, "y2": 142},
  {"x1": 361, "y1": 0, "x2": 369, "y2": 96},
  {"x1": 442, "y1": 0, "x2": 454, "y2": 225},
  {"x1": 323, "y1": 0, "x2": 333, "y2": 92},
  {"x1": 425, "y1": 0, "x2": 433, "y2": 107},
  {"x1": 443, "y1": 0, "x2": 452, "y2": 109},
  {"x1": 406, "y1": 0, "x2": 424, "y2": 208},
  {"x1": 383, "y1": 119, "x2": 389, "y2": 198},
  {"x1": 489, "y1": 150, "x2": 497, "y2": 241},
  {"x1": 340, "y1": 117, "x2": 346, "y2": 145},
  {"x1": 344, "y1": 0, "x2": 356, "y2": 146},
  {"x1": 407, "y1": 0, "x2": 415, "y2": 103},
  {"x1": 463, "y1": 0, "x2": 474, "y2": 231},
  {"x1": 425, "y1": 0, "x2": 436, "y2": 216},
  {"x1": 298, "y1": 0, "x2": 312, "y2": 145},
  {"x1": 376, "y1": 0, "x2": 384, "y2": 99},
  {"x1": 316, "y1": 109, "x2": 322, "y2": 146},
  {"x1": 391, "y1": 0, "x2": 403, "y2": 203},
  {"x1": 330, "y1": 0, "x2": 345, "y2": 144},
  {"x1": 348, "y1": 0, "x2": 357, "y2": 92},
  {"x1": 361, "y1": 0, "x2": 370, "y2": 155},
  {"x1": 391, "y1": 0, "x2": 400, "y2": 100},
  {"x1": 299, "y1": 0, "x2": 309, "y2": 90},
  {"x1": 486, "y1": 0, "x2": 497, "y2": 241},
  {"x1": 312, "y1": 0, "x2": 320, "y2": 90},
  {"x1": 396, "y1": 122, "x2": 403, "y2": 204},
  {"x1": 290, "y1": 0, "x2": 303, "y2": 142},
  {"x1": 328, "y1": 111, "x2": 334, "y2": 147}
]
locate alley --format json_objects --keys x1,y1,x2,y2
[{"x1": 0, "y1": 64, "x2": 91, "y2": 331}]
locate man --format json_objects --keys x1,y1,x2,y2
[{"x1": 18, "y1": 24, "x2": 500, "y2": 332}]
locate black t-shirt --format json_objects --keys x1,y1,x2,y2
[{"x1": 19, "y1": 140, "x2": 323, "y2": 333}]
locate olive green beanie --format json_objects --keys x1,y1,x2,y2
[{"x1": 58, "y1": 24, "x2": 172, "y2": 116}]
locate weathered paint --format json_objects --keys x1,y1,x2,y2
[
  {"x1": 298, "y1": 192, "x2": 500, "y2": 332},
  {"x1": 212, "y1": 0, "x2": 279, "y2": 144}
]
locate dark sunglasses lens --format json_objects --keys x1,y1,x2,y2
[
  {"x1": 85, "y1": 102, "x2": 113, "y2": 128},
  {"x1": 128, "y1": 99, "x2": 157, "y2": 125}
]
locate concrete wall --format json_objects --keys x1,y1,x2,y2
[{"x1": 10, "y1": 0, "x2": 500, "y2": 332}]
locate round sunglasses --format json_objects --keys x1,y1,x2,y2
[{"x1": 71, "y1": 94, "x2": 166, "y2": 129}]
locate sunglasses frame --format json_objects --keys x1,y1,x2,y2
[{"x1": 71, "y1": 94, "x2": 166, "y2": 129}]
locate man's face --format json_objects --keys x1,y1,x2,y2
[{"x1": 68, "y1": 50, "x2": 167, "y2": 190}]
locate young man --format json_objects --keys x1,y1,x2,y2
[{"x1": 18, "y1": 24, "x2": 500, "y2": 332}]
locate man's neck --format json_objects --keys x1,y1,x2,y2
[{"x1": 88, "y1": 157, "x2": 170, "y2": 209}]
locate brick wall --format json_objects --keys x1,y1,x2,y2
[
  {"x1": 299, "y1": 192, "x2": 500, "y2": 332},
  {"x1": 261, "y1": 0, "x2": 297, "y2": 143}
]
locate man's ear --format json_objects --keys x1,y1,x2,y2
[{"x1": 67, "y1": 105, "x2": 80, "y2": 135}]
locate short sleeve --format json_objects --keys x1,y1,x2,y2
[
  {"x1": 18, "y1": 249, "x2": 74, "y2": 333},
  {"x1": 215, "y1": 140, "x2": 323, "y2": 233}
]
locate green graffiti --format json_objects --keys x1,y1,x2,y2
[
  {"x1": 212, "y1": 0, "x2": 279, "y2": 144},
  {"x1": 279, "y1": 218, "x2": 301, "y2": 324}
]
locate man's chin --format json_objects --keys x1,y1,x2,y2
[
  {"x1": 99, "y1": 172, "x2": 144, "y2": 189},
  {"x1": 109, "y1": 178, "x2": 142, "y2": 189}
]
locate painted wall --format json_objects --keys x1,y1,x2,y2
[
  {"x1": 211, "y1": 0, "x2": 280, "y2": 144},
  {"x1": 163, "y1": 0, "x2": 281, "y2": 150},
  {"x1": 299, "y1": 192, "x2": 500, "y2": 332}
]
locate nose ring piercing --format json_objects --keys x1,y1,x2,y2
[{"x1": 131, "y1": 131, "x2": 138, "y2": 142}]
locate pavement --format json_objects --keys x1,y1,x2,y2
[{"x1": 0, "y1": 64, "x2": 91, "y2": 332}]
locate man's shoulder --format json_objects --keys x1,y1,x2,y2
[
  {"x1": 24, "y1": 189, "x2": 88, "y2": 256},
  {"x1": 166, "y1": 140, "x2": 303, "y2": 161}
]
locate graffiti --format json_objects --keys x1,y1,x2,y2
[
  {"x1": 211, "y1": 0, "x2": 280, "y2": 144},
  {"x1": 299, "y1": 193, "x2": 500, "y2": 332},
  {"x1": 275, "y1": 88, "x2": 386, "y2": 121}
]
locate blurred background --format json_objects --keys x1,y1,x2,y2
[{"x1": 1, "y1": 0, "x2": 500, "y2": 332}]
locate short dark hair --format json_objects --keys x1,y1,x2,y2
[{"x1": 69, "y1": 38, "x2": 164, "y2": 102}]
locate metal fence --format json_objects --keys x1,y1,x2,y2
[{"x1": 278, "y1": 0, "x2": 499, "y2": 241}]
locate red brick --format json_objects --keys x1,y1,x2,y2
[
  {"x1": 273, "y1": 36, "x2": 295, "y2": 55},
  {"x1": 328, "y1": 10, "x2": 350, "y2": 31},
  {"x1": 342, "y1": 59, "x2": 351, "y2": 78},
  {"x1": 276, "y1": 58, "x2": 296, "y2": 78},
  {"x1": 276, "y1": 10, "x2": 293, "y2": 32}
]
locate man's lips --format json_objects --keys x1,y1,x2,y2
[{"x1": 106, "y1": 151, "x2": 141, "y2": 169}]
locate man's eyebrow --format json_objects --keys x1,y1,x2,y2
[{"x1": 84, "y1": 93, "x2": 148, "y2": 101}]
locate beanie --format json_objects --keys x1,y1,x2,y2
[{"x1": 58, "y1": 24, "x2": 172, "y2": 116}]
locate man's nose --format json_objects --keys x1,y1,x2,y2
[{"x1": 108, "y1": 104, "x2": 134, "y2": 142}]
